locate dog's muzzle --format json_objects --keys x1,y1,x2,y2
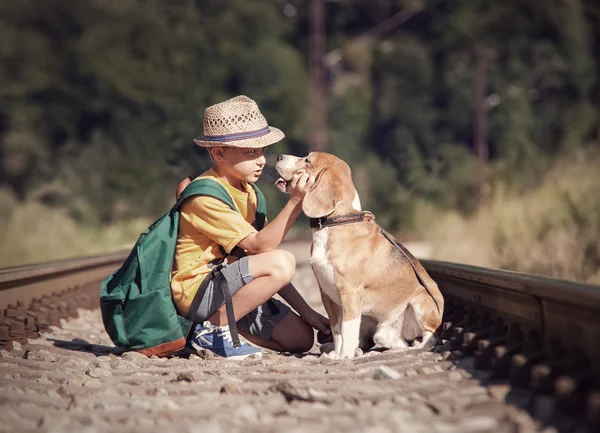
[{"x1": 274, "y1": 154, "x2": 302, "y2": 194}]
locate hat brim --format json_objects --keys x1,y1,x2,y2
[{"x1": 193, "y1": 127, "x2": 285, "y2": 148}]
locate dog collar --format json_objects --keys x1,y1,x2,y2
[{"x1": 309, "y1": 211, "x2": 374, "y2": 230}]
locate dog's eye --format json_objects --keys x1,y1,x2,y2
[{"x1": 305, "y1": 158, "x2": 311, "y2": 165}]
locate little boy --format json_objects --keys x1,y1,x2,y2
[{"x1": 171, "y1": 95, "x2": 330, "y2": 360}]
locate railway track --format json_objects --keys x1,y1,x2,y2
[
  {"x1": 423, "y1": 260, "x2": 600, "y2": 432},
  {"x1": 0, "y1": 242, "x2": 598, "y2": 432},
  {"x1": 0, "y1": 252, "x2": 128, "y2": 350}
]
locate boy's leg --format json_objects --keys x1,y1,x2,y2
[
  {"x1": 207, "y1": 249, "x2": 296, "y2": 325},
  {"x1": 206, "y1": 250, "x2": 315, "y2": 353},
  {"x1": 238, "y1": 302, "x2": 315, "y2": 354}
]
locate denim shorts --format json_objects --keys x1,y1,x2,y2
[{"x1": 194, "y1": 256, "x2": 290, "y2": 341}]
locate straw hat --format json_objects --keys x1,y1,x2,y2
[{"x1": 193, "y1": 95, "x2": 285, "y2": 148}]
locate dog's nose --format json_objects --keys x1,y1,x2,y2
[{"x1": 277, "y1": 155, "x2": 283, "y2": 161}]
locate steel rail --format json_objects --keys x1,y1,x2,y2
[
  {"x1": 0, "y1": 251, "x2": 128, "y2": 311},
  {"x1": 422, "y1": 259, "x2": 600, "y2": 371}
]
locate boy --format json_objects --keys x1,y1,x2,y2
[{"x1": 171, "y1": 95, "x2": 330, "y2": 360}]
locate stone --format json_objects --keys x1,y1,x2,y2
[
  {"x1": 56, "y1": 386, "x2": 72, "y2": 399},
  {"x1": 174, "y1": 372, "x2": 195, "y2": 382},
  {"x1": 64, "y1": 377, "x2": 85, "y2": 387},
  {"x1": 46, "y1": 390, "x2": 62, "y2": 399},
  {"x1": 35, "y1": 376, "x2": 53, "y2": 384},
  {"x1": 235, "y1": 404, "x2": 259, "y2": 422},
  {"x1": 194, "y1": 349, "x2": 214, "y2": 360},
  {"x1": 488, "y1": 384, "x2": 510, "y2": 401},
  {"x1": 433, "y1": 421, "x2": 461, "y2": 433},
  {"x1": 82, "y1": 378, "x2": 102, "y2": 387},
  {"x1": 91, "y1": 357, "x2": 110, "y2": 367},
  {"x1": 319, "y1": 355, "x2": 338, "y2": 365},
  {"x1": 131, "y1": 399, "x2": 154, "y2": 411},
  {"x1": 63, "y1": 357, "x2": 91, "y2": 369},
  {"x1": 153, "y1": 356, "x2": 168, "y2": 362},
  {"x1": 361, "y1": 350, "x2": 383, "y2": 358},
  {"x1": 447, "y1": 371, "x2": 463, "y2": 381},
  {"x1": 433, "y1": 340, "x2": 452, "y2": 352},
  {"x1": 220, "y1": 382, "x2": 243, "y2": 395},
  {"x1": 440, "y1": 350, "x2": 452, "y2": 360},
  {"x1": 110, "y1": 358, "x2": 137, "y2": 369},
  {"x1": 24, "y1": 349, "x2": 56, "y2": 362},
  {"x1": 121, "y1": 351, "x2": 148, "y2": 362},
  {"x1": 86, "y1": 367, "x2": 112, "y2": 378},
  {"x1": 148, "y1": 387, "x2": 169, "y2": 397},
  {"x1": 427, "y1": 352, "x2": 444, "y2": 362},
  {"x1": 11, "y1": 341, "x2": 22, "y2": 351},
  {"x1": 269, "y1": 381, "x2": 316, "y2": 403},
  {"x1": 458, "y1": 415, "x2": 498, "y2": 432}
]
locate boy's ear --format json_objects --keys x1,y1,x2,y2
[{"x1": 211, "y1": 147, "x2": 225, "y2": 162}]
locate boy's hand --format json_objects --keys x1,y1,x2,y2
[
  {"x1": 289, "y1": 172, "x2": 315, "y2": 204},
  {"x1": 300, "y1": 307, "x2": 330, "y2": 335},
  {"x1": 175, "y1": 176, "x2": 194, "y2": 201}
]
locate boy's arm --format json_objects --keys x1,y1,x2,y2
[
  {"x1": 279, "y1": 283, "x2": 330, "y2": 334},
  {"x1": 237, "y1": 172, "x2": 313, "y2": 254},
  {"x1": 175, "y1": 176, "x2": 195, "y2": 200}
]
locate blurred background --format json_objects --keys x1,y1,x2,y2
[{"x1": 0, "y1": 0, "x2": 598, "y2": 284}]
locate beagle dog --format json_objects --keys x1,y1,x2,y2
[{"x1": 275, "y1": 152, "x2": 444, "y2": 359}]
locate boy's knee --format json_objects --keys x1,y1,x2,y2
[
  {"x1": 271, "y1": 250, "x2": 296, "y2": 283},
  {"x1": 287, "y1": 322, "x2": 314, "y2": 354},
  {"x1": 296, "y1": 331, "x2": 315, "y2": 353}
]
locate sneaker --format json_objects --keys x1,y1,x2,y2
[{"x1": 189, "y1": 321, "x2": 262, "y2": 360}]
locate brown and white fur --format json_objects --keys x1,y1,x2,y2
[{"x1": 275, "y1": 152, "x2": 444, "y2": 359}]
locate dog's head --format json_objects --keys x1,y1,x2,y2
[{"x1": 275, "y1": 152, "x2": 356, "y2": 218}]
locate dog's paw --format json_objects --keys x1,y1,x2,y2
[{"x1": 334, "y1": 347, "x2": 358, "y2": 360}]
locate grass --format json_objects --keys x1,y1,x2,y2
[
  {"x1": 417, "y1": 148, "x2": 600, "y2": 285},
  {"x1": 0, "y1": 200, "x2": 150, "y2": 268}
]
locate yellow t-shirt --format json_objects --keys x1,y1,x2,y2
[{"x1": 170, "y1": 168, "x2": 259, "y2": 316}]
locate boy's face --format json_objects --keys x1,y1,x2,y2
[{"x1": 213, "y1": 147, "x2": 267, "y2": 183}]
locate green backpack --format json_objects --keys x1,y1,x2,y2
[{"x1": 100, "y1": 179, "x2": 266, "y2": 357}]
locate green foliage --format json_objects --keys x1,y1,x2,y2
[
  {"x1": 1, "y1": 0, "x2": 600, "y2": 267},
  {"x1": 0, "y1": 0, "x2": 307, "y2": 224}
]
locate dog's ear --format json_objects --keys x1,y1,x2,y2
[{"x1": 303, "y1": 169, "x2": 342, "y2": 218}]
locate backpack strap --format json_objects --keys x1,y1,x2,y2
[
  {"x1": 176, "y1": 179, "x2": 237, "y2": 212},
  {"x1": 248, "y1": 183, "x2": 266, "y2": 230},
  {"x1": 177, "y1": 179, "x2": 267, "y2": 231}
]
